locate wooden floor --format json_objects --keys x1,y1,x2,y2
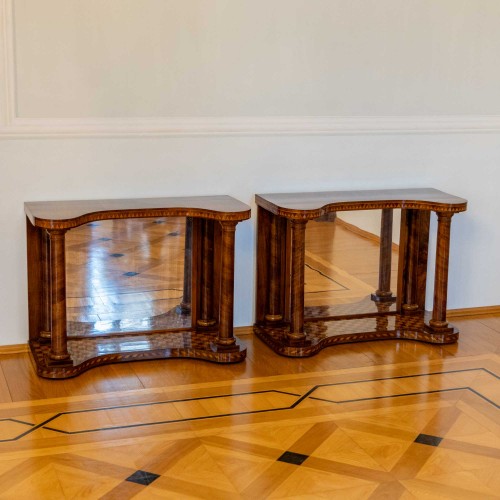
[{"x1": 1, "y1": 217, "x2": 498, "y2": 498}]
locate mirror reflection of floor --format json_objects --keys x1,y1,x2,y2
[
  {"x1": 66, "y1": 217, "x2": 188, "y2": 336},
  {"x1": 305, "y1": 218, "x2": 399, "y2": 317},
  {"x1": 65, "y1": 215, "x2": 399, "y2": 336}
]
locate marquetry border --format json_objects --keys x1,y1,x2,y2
[
  {"x1": 256, "y1": 199, "x2": 467, "y2": 219},
  {"x1": 0, "y1": 366, "x2": 497, "y2": 442},
  {"x1": 2, "y1": 0, "x2": 500, "y2": 138}
]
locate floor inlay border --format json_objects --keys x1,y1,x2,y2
[{"x1": 0, "y1": 366, "x2": 497, "y2": 442}]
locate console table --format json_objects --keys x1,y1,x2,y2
[
  {"x1": 25, "y1": 196, "x2": 250, "y2": 378},
  {"x1": 254, "y1": 188, "x2": 467, "y2": 356}
]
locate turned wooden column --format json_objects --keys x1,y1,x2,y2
[
  {"x1": 265, "y1": 213, "x2": 284, "y2": 322},
  {"x1": 402, "y1": 210, "x2": 420, "y2": 312},
  {"x1": 288, "y1": 219, "x2": 307, "y2": 340},
  {"x1": 216, "y1": 220, "x2": 237, "y2": 347},
  {"x1": 398, "y1": 209, "x2": 430, "y2": 314},
  {"x1": 255, "y1": 206, "x2": 270, "y2": 323},
  {"x1": 177, "y1": 217, "x2": 192, "y2": 315},
  {"x1": 40, "y1": 229, "x2": 52, "y2": 339},
  {"x1": 26, "y1": 219, "x2": 43, "y2": 342},
  {"x1": 197, "y1": 219, "x2": 216, "y2": 327},
  {"x1": 429, "y1": 211, "x2": 453, "y2": 330},
  {"x1": 48, "y1": 229, "x2": 71, "y2": 362},
  {"x1": 372, "y1": 208, "x2": 395, "y2": 303}
]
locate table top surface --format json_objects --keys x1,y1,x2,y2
[
  {"x1": 25, "y1": 195, "x2": 251, "y2": 229},
  {"x1": 256, "y1": 188, "x2": 467, "y2": 218}
]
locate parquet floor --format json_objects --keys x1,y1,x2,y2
[
  {"x1": 0, "y1": 328, "x2": 498, "y2": 499},
  {"x1": 0, "y1": 216, "x2": 498, "y2": 498}
]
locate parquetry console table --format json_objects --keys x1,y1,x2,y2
[
  {"x1": 254, "y1": 188, "x2": 467, "y2": 356},
  {"x1": 25, "y1": 196, "x2": 250, "y2": 378}
]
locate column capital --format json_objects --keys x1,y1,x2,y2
[
  {"x1": 290, "y1": 218, "x2": 308, "y2": 228},
  {"x1": 219, "y1": 220, "x2": 238, "y2": 232},
  {"x1": 46, "y1": 228, "x2": 68, "y2": 238},
  {"x1": 435, "y1": 211, "x2": 454, "y2": 222}
]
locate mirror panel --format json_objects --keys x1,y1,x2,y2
[
  {"x1": 66, "y1": 217, "x2": 189, "y2": 336},
  {"x1": 304, "y1": 209, "x2": 400, "y2": 317}
]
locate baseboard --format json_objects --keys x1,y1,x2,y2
[
  {"x1": 335, "y1": 218, "x2": 399, "y2": 251},
  {"x1": 234, "y1": 326, "x2": 254, "y2": 336},
  {"x1": 0, "y1": 343, "x2": 29, "y2": 354},
  {"x1": 447, "y1": 305, "x2": 500, "y2": 318}
]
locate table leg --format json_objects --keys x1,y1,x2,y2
[
  {"x1": 397, "y1": 209, "x2": 430, "y2": 313},
  {"x1": 429, "y1": 212, "x2": 453, "y2": 330},
  {"x1": 265, "y1": 213, "x2": 285, "y2": 322},
  {"x1": 40, "y1": 229, "x2": 52, "y2": 340},
  {"x1": 47, "y1": 229, "x2": 71, "y2": 364},
  {"x1": 288, "y1": 219, "x2": 307, "y2": 341},
  {"x1": 198, "y1": 219, "x2": 216, "y2": 327},
  {"x1": 26, "y1": 218, "x2": 43, "y2": 342},
  {"x1": 372, "y1": 208, "x2": 396, "y2": 303},
  {"x1": 255, "y1": 207, "x2": 270, "y2": 323},
  {"x1": 215, "y1": 220, "x2": 237, "y2": 348}
]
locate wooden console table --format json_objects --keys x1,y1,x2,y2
[
  {"x1": 254, "y1": 188, "x2": 467, "y2": 356},
  {"x1": 25, "y1": 196, "x2": 250, "y2": 378}
]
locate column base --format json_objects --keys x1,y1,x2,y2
[
  {"x1": 371, "y1": 292, "x2": 397, "y2": 303},
  {"x1": 44, "y1": 353, "x2": 74, "y2": 368},
  {"x1": 402, "y1": 304, "x2": 420, "y2": 315},
  {"x1": 39, "y1": 331, "x2": 51, "y2": 343},
  {"x1": 210, "y1": 340, "x2": 241, "y2": 353},
  {"x1": 265, "y1": 314, "x2": 283, "y2": 322},
  {"x1": 197, "y1": 318, "x2": 217, "y2": 327},
  {"x1": 286, "y1": 332, "x2": 311, "y2": 347},
  {"x1": 425, "y1": 320, "x2": 454, "y2": 334}
]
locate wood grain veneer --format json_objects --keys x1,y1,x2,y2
[
  {"x1": 25, "y1": 195, "x2": 251, "y2": 378},
  {"x1": 255, "y1": 188, "x2": 467, "y2": 356}
]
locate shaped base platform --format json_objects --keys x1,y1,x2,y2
[
  {"x1": 30, "y1": 331, "x2": 247, "y2": 379},
  {"x1": 254, "y1": 313, "x2": 458, "y2": 357}
]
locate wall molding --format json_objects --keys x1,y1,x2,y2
[
  {"x1": 2, "y1": 0, "x2": 500, "y2": 139},
  {"x1": 2, "y1": 115, "x2": 500, "y2": 139}
]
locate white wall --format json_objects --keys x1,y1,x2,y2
[
  {"x1": 1, "y1": 1, "x2": 500, "y2": 345},
  {"x1": 11, "y1": 0, "x2": 500, "y2": 118}
]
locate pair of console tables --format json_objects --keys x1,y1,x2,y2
[{"x1": 25, "y1": 188, "x2": 466, "y2": 378}]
